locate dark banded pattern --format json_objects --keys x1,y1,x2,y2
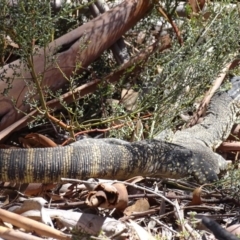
[
  {"x1": 0, "y1": 138, "x2": 224, "y2": 183},
  {"x1": 0, "y1": 147, "x2": 75, "y2": 183},
  {"x1": 0, "y1": 77, "x2": 240, "y2": 184}
]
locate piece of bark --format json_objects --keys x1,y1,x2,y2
[
  {"x1": 0, "y1": 30, "x2": 170, "y2": 141},
  {"x1": 0, "y1": 0, "x2": 153, "y2": 131},
  {"x1": 86, "y1": 182, "x2": 128, "y2": 210},
  {"x1": 90, "y1": 0, "x2": 130, "y2": 64}
]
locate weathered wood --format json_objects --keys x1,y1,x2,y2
[{"x1": 0, "y1": 0, "x2": 153, "y2": 131}]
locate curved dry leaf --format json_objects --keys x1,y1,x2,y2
[
  {"x1": 190, "y1": 186, "x2": 203, "y2": 205},
  {"x1": 106, "y1": 99, "x2": 120, "y2": 111},
  {"x1": 106, "y1": 182, "x2": 128, "y2": 210},
  {"x1": 3, "y1": 35, "x2": 19, "y2": 48},
  {"x1": 86, "y1": 190, "x2": 106, "y2": 207},
  {"x1": 56, "y1": 210, "x2": 128, "y2": 237},
  {"x1": 124, "y1": 198, "x2": 150, "y2": 216},
  {"x1": 86, "y1": 183, "x2": 128, "y2": 210},
  {"x1": 0, "y1": 194, "x2": 9, "y2": 208},
  {"x1": 13, "y1": 197, "x2": 46, "y2": 214},
  {"x1": 19, "y1": 133, "x2": 57, "y2": 148}
]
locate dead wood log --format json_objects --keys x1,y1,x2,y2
[{"x1": 0, "y1": 0, "x2": 153, "y2": 131}]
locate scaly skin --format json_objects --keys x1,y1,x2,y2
[
  {"x1": 0, "y1": 139, "x2": 198, "y2": 183},
  {"x1": 0, "y1": 77, "x2": 240, "y2": 183}
]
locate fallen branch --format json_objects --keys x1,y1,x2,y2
[
  {"x1": 218, "y1": 141, "x2": 240, "y2": 152},
  {"x1": 0, "y1": 33, "x2": 170, "y2": 141},
  {"x1": 0, "y1": 226, "x2": 43, "y2": 240},
  {"x1": 0, "y1": 208, "x2": 71, "y2": 240},
  {"x1": 0, "y1": 0, "x2": 153, "y2": 131}
]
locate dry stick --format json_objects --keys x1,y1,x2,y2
[
  {"x1": 173, "y1": 199, "x2": 202, "y2": 239},
  {"x1": 60, "y1": 113, "x2": 152, "y2": 145},
  {"x1": 218, "y1": 142, "x2": 240, "y2": 151},
  {"x1": 223, "y1": 123, "x2": 240, "y2": 141},
  {"x1": 0, "y1": 209, "x2": 71, "y2": 240},
  {"x1": 157, "y1": 4, "x2": 183, "y2": 46},
  {"x1": 0, "y1": 227, "x2": 41, "y2": 240},
  {"x1": 187, "y1": 57, "x2": 240, "y2": 127},
  {"x1": 150, "y1": 216, "x2": 178, "y2": 235},
  {"x1": 0, "y1": 226, "x2": 43, "y2": 240}
]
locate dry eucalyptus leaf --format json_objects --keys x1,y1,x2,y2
[
  {"x1": 59, "y1": 211, "x2": 128, "y2": 238},
  {"x1": 106, "y1": 99, "x2": 120, "y2": 110},
  {"x1": 4, "y1": 35, "x2": 19, "y2": 48},
  {"x1": 46, "y1": 192, "x2": 64, "y2": 201},
  {"x1": 22, "y1": 183, "x2": 57, "y2": 196},
  {"x1": 147, "y1": 220, "x2": 156, "y2": 231},
  {"x1": 124, "y1": 198, "x2": 150, "y2": 216},
  {"x1": 136, "y1": 30, "x2": 146, "y2": 44},
  {"x1": 0, "y1": 194, "x2": 9, "y2": 208},
  {"x1": 129, "y1": 219, "x2": 155, "y2": 240},
  {"x1": 121, "y1": 88, "x2": 139, "y2": 111},
  {"x1": 86, "y1": 182, "x2": 128, "y2": 210},
  {"x1": 132, "y1": 119, "x2": 144, "y2": 141},
  {"x1": 190, "y1": 186, "x2": 203, "y2": 205}
]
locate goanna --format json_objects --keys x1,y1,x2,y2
[{"x1": 1, "y1": 77, "x2": 240, "y2": 183}]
